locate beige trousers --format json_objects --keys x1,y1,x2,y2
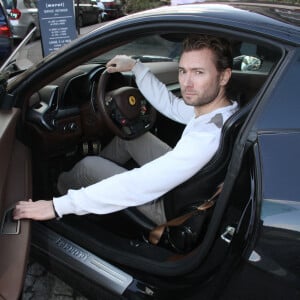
[{"x1": 57, "y1": 132, "x2": 172, "y2": 224}]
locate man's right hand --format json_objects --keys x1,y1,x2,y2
[
  {"x1": 106, "y1": 55, "x2": 137, "y2": 73},
  {"x1": 13, "y1": 199, "x2": 56, "y2": 221}
]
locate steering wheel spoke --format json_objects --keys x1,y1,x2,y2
[{"x1": 97, "y1": 70, "x2": 156, "y2": 139}]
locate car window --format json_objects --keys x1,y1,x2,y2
[
  {"x1": 238, "y1": 41, "x2": 281, "y2": 73},
  {"x1": 91, "y1": 35, "x2": 181, "y2": 64},
  {"x1": 2, "y1": 0, "x2": 14, "y2": 9},
  {"x1": 0, "y1": 5, "x2": 6, "y2": 20},
  {"x1": 24, "y1": 0, "x2": 37, "y2": 9},
  {"x1": 90, "y1": 34, "x2": 280, "y2": 75}
]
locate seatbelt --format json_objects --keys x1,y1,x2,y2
[{"x1": 149, "y1": 183, "x2": 224, "y2": 245}]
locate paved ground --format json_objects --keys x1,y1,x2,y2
[
  {"x1": 22, "y1": 260, "x2": 88, "y2": 300},
  {"x1": 16, "y1": 22, "x2": 106, "y2": 300},
  {"x1": 15, "y1": 23, "x2": 102, "y2": 68}
]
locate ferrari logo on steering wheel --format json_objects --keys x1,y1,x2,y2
[{"x1": 129, "y1": 96, "x2": 136, "y2": 106}]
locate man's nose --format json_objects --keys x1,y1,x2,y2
[{"x1": 181, "y1": 73, "x2": 193, "y2": 87}]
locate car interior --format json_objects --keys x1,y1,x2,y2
[{"x1": 10, "y1": 31, "x2": 283, "y2": 282}]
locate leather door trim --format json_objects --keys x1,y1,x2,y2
[{"x1": 0, "y1": 108, "x2": 32, "y2": 300}]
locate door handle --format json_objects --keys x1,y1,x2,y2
[{"x1": 1, "y1": 206, "x2": 20, "y2": 234}]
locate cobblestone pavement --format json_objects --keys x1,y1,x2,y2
[{"x1": 22, "y1": 261, "x2": 88, "y2": 300}]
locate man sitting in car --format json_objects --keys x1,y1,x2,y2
[{"x1": 13, "y1": 34, "x2": 238, "y2": 223}]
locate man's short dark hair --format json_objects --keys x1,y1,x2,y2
[{"x1": 182, "y1": 34, "x2": 233, "y2": 71}]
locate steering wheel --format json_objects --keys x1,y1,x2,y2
[{"x1": 96, "y1": 70, "x2": 156, "y2": 139}]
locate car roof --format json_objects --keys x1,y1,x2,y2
[
  {"x1": 217, "y1": 1, "x2": 300, "y2": 27},
  {"x1": 111, "y1": 2, "x2": 300, "y2": 45}
]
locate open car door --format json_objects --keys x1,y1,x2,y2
[{"x1": 0, "y1": 107, "x2": 31, "y2": 299}]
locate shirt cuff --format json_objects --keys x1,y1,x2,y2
[
  {"x1": 132, "y1": 60, "x2": 149, "y2": 79},
  {"x1": 53, "y1": 194, "x2": 71, "y2": 218},
  {"x1": 52, "y1": 200, "x2": 61, "y2": 220}
]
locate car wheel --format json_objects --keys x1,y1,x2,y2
[
  {"x1": 26, "y1": 25, "x2": 36, "y2": 43},
  {"x1": 101, "y1": 12, "x2": 108, "y2": 22}
]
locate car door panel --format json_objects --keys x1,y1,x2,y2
[{"x1": 0, "y1": 108, "x2": 31, "y2": 300}]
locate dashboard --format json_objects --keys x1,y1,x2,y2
[{"x1": 25, "y1": 61, "x2": 180, "y2": 157}]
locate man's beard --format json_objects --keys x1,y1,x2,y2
[{"x1": 182, "y1": 86, "x2": 221, "y2": 107}]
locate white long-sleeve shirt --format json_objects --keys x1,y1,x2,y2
[{"x1": 53, "y1": 62, "x2": 238, "y2": 217}]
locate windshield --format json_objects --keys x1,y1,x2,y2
[
  {"x1": 89, "y1": 35, "x2": 182, "y2": 64},
  {"x1": 6, "y1": 33, "x2": 181, "y2": 77}
]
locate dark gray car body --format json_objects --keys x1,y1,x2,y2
[{"x1": 0, "y1": 2, "x2": 300, "y2": 299}]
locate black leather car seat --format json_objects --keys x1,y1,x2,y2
[{"x1": 122, "y1": 99, "x2": 253, "y2": 252}]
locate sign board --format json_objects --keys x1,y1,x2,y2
[{"x1": 38, "y1": 0, "x2": 78, "y2": 57}]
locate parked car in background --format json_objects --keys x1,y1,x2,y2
[
  {"x1": 1, "y1": 1, "x2": 300, "y2": 300},
  {"x1": 95, "y1": 0, "x2": 108, "y2": 22},
  {"x1": 75, "y1": 0, "x2": 100, "y2": 27},
  {"x1": 4, "y1": 0, "x2": 39, "y2": 41},
  {"x1": 101, "y1": 0, "x2": 124, "y2": 19},
  {"x1": 0, "y1": 0, "x2": 13, "y2": 64}
]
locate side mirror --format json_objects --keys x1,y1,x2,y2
[{"x1": 233, "y1": 55, "x2": 262, "y2": 71}]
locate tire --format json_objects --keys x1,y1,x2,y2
[
  {"x1": 26, "y1": 25, "x2": 37, "y2": 43},
  {"x1": 97, "y1": 13, "x2": 101, "y2": 23}
]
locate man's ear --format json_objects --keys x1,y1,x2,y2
[{"x1": 220, "y1": 68, "x2": 232, "y2": 86}]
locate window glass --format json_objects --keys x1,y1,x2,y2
[
  {"x1": 2, "y1": 0, "x2": 14, "y2": 9},
  {"x1": 90, "y1": 34, "x2": 281, "y2": 75},
  {"x1": 90, "y1": 35, "x2": 181, "y2": 64}
]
